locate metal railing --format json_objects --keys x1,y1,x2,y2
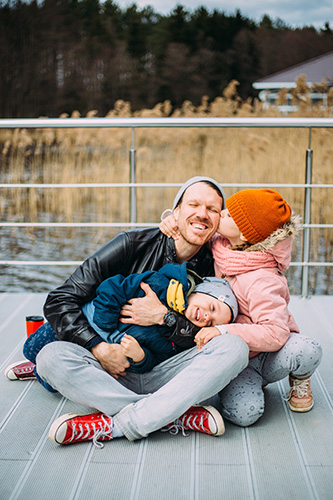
[{"x1": 1, "y1": 117, "x2": 333, "y2": 297}]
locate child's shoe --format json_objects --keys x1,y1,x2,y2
[
  {"x1": 165, "y1": 405, "x2": 225, "y2": 436},
  {"x1": 5, "y1": 360, "x2": 36, "y2": 380},
  {"x1": 49, "y1": 412, "x2": 113, "y2": 447},
  {"x1": 285, "y1": 376, "x2": 314, "y2": 412}
]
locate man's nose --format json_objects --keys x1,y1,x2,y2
[{"x1": 196, "y1": 205, "x2": 209, "y2": 218}]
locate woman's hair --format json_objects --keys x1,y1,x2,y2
[{"x1": 232, "y1": 241, "x2": 252, "y2": 251}]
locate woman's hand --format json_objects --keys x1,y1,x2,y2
[
  {"x1": 159, "y1": 214, "x2": 180, "y2": 240},
  {"x1": 121, "y1": 334, "x2": 145, "y2": 363},
  {"x1": 120, "y1": 282, "x2": 168, "y2": 326},
  {"x1": 195, "y1": 327, "x2": 221, "y2": 351}
]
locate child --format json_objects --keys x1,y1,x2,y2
[
  {"x1": 81, "y1": 262, "x2": 237, "y2": 372},
  {"x1": 160, "y1": 189, "x2": 322, "y2": 424},
  {"x1": 5, "y1": 262, "x2": 237, "y2": 383}
]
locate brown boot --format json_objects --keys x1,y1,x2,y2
[{"x1": 285, "y1": 376, "x2": 313, "y2": 412}]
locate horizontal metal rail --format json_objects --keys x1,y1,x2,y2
[
  {"x1": 0, "y1": 117, "x2": 333, "y2": 128},
  {"x1": 1, "y1": 260, "x2": 332, "y2": 267},
  {"x1": 1, "y1": 222, "x2": 332, "y2": 228},
  {"x1": 1, "y1": 182, "x2": 333, "y2": 189},
  {"x1": 0, "y1": 117, "x2": 332, "y2": 297}
]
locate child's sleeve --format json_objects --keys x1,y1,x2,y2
[{"x1": 92, "y1": 274, "x2": 146, "y2": 332}]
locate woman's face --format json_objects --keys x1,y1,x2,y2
[{"x1": 217, "y1": 209, "x2": 245, "y2": 246}]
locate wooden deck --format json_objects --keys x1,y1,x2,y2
[{"x1": 1, "y1": 293, "x2": 333, "y2": 500}]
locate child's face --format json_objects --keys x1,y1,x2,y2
[
  {"x1": 218, "y1": 209, "x2": 245, "y2": 246},
  {"x1": 185, "y1": 292, "x2": 232, "y2": 327}
]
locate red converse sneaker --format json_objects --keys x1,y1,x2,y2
[
  {"x1": 49, "y1": 412, "x2": 113, "y2": 448},
  {"x1": 5, "y1": 360, "x2": 36, "y2": 380},
  {"x1": 165, "y1": 405, "x2": 225, "y2": 437},
  {"x1": 284, "y1": 376, "x2": 314, "y2": 412}
]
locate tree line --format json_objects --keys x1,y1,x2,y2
[{"x1": 0, "y1": 0, "x2": 332, "y2": 118}]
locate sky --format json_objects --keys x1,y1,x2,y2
[{"x1": 114, "y1": 0, "x2": 332, "y2": 29}]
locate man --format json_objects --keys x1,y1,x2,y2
[
  {"x1": 36, "y1": 176, "x2": 249, "y2": 445},
  {"x1": 44, "y1": 176, "x2": 225, "y2": 376}
]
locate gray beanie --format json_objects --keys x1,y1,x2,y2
[
  {"x1": 172, "y1": 176, "x2": 226, "y2": 210},
  {"x1": 193, "y1": 277, "x2": 238, "y2": 322}
]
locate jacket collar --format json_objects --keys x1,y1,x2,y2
[{"x1": 164, "y1": 235, "x2": 212, "y2": 268}]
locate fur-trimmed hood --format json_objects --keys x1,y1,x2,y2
[
  {"x1": 245, "y1": 215, "x2": 302, "y2": 271},
  {"x1": 245, "y1": 215, "x2": 302, "y2": 252}
]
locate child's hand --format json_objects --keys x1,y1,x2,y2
[
  {"x1": 159, "y1": 214, "x2": 180, "y2": 240},
  {"x1": 121, "y1": 334, "x2": 145, "y2": 363},
  {"x1": 195, "y1": 327, "x2": 221, "y2": 351}
]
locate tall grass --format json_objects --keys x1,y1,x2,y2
[{"x1": 1, "y1": 78, "x2": 332, "y2": 293}]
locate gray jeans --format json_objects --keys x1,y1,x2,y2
[
  {"x1": 36, "y1": 334, "x2": 249, "y2": 441},
  {"x1": 219, "y1": 333, "x2": 323, "y2": 427}
]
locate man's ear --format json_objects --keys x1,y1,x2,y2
[
  {"x1": 173, "y1": 206, "x2": 179, "y2": 221},
  {"x1": 240, "y1": 233, "x2": 248, "y2": 243}
]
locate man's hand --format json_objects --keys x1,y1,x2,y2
[
  {"x1": 91, "y1": 342, "x2": 130, "y2": 378},
  {"x1": 195, "y1": 327, "x2": 221, "y2": 351},
  {"x1": 120, "y1": 282, "x2": 168, "y2": 326}
]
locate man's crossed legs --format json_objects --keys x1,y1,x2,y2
[{"x1": 36, "y1": 334, "x2": 249, "y2": 445}]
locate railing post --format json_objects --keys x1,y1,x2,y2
[
  {"x1": 129, "y1": 127, "x2": 136, "y2": 223},
  {"x1": 301, "y1": 128, "x2": 313, "y2": 298}
]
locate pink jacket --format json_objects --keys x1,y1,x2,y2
[{"x1": 212, "y1": 218, "x2": 300, "y2": 358}]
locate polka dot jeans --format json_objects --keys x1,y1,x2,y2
[
  {"x1": 219, "y1": 333, "x2": 322, "y2": 427},
  {"x1": 23, "y1": 322, "x2": 58, "y2": 392}
]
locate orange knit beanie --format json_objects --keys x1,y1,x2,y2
[{"x1": 226, "y1": 189, "x2": 292, "y2": 244}]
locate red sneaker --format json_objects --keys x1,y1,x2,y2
[
  {"x1": 5, "y1": 360, "x2": 36, "y2": 380},
  {"x1": 166, "y1": 405, "x2": 225, "y2": 437},
  {"x1": 49, "y1": 412, "x2": 113, "y2": 447}
]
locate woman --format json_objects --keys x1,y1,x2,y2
[{"x1": 160, "y1": 188, "x2": 323, "y2": 426}]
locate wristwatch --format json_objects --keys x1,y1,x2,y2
[{"x1": 163, "y1": 310, "x2": 177, "y2": 327}]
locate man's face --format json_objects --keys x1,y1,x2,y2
[
  {"x1": 185, "y1": 292, "x2": 232, "y2": 327},
  {"x1": 174, "y1": 182, "x2": 222, "y2": 248}
]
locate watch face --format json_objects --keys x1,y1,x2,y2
[{"x1": 164, "y1": 311, "x2": 176, "y2": 327}]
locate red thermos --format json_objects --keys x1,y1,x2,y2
[{"x1": 26, "y1": 316, "x2": 44, "y2": 337}]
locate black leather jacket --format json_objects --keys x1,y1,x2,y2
[{"x1": 44, "y1": 227, "x2": 215, "y2": 347}]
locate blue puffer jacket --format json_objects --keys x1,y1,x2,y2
[{"x1": 82, "y1": 262, "x2": 200, "y2": 373}]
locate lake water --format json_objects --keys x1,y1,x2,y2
[{"x1": 1, "y1": 224, "x2": 331, "y2": 295}]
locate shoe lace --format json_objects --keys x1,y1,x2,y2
[
  {"x1": 283, "y1": 378, "x2": 311, "y2": 401},
  {"x1": 70, "y1": 414, "x2": 113, "y2": 448},
  {"x1": 163, "y1": 412, "x2": 206, "y2": 437}
]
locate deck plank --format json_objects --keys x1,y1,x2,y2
[{"x1": 1, "y1": 293, "x2": 333, "y2": 500}]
